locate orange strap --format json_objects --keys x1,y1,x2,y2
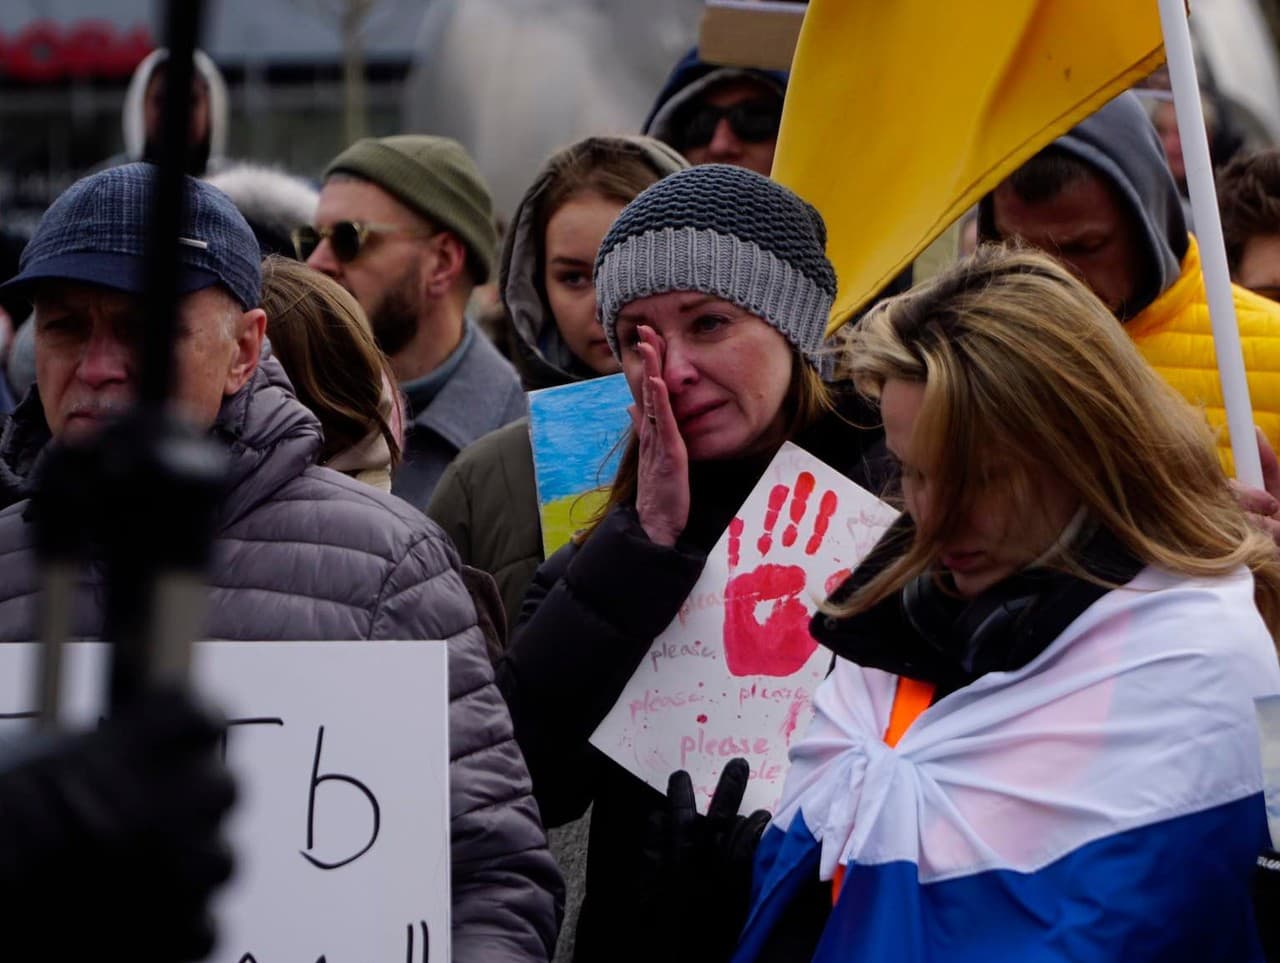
[
  {"x1": 884, "y1": 678, "x2": 936, "y2": 748},
  {"x1": 831, "y1": 677, "x2": 936, "y2": 905}
]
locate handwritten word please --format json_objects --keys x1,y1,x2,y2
[
  {"x1": 738, "y1": 682, "x2": 809, "y2": 707},
  {"x1": 676, "y1": 589, "x2": 725, "y2": 627},
  {"x1": 629, "y1": 688, "x2": 704, "y2": 722},
  {"x1": 649, "y1": 638, "x2": 717, "y2": 673},
  {"x1": 679, "y1": 727, "x2": 772, "y2": 768}
]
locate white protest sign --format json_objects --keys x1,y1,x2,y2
[
  {"x1": 0, "y1": 641, "x2": 450, "y2": 963},
  {"x1": 590, "y1": 442, "x2": 897, "y2": 814},
  {"x1": 1258, "y1": 694, "x2": 1280, "y2": 849}
]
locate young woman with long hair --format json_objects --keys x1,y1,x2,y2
[
  {"x1": 260, "y1": 256, "x2": 401, "y2": 490},
  {"x1": 427, "y1": 136, "x2": 686, "y2": 622}
]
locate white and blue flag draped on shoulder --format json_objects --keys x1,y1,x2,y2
[{"x1": 733, "y1": 565, "x2": 1280, "y2": 962}]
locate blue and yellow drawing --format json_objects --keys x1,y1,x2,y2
[{"x1": 529, "y1": 374, "x2": 633, "y2": 556}]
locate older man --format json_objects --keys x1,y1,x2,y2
[
  {"x1": 303, "y1": 136, "x2": 525, "y2": 507},
  {"x1": 0, "y1": 163, "x2": 562, "y2": 962}
]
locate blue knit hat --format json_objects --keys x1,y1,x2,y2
[
  {"x1": 2, "y1": 162, "x2": 261, "y2": 310},
  {"x1": 594, "y1": 164, "x2": 836, "y2": 366}
]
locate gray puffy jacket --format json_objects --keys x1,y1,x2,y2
[{"x1": 0, "y1": 357, "x2": 563, "y2": 962}]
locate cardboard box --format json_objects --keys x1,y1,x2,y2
[{"x1": 698, "y1": 1, "x2": 807, "y2": 72}]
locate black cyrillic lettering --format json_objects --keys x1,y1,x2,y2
[
  {"x1": 301, "y1": 725, "x2": 380, "y2": 870},
  {"x1": 220, "y1": 716, "x2": 285, "y2": 761}
]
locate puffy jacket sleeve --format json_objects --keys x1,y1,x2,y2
[
  {"x1": 371, "y1": 523, "x2": 563, "y2": 963},
  {"x1": 496, "y1": 505, "x2": 708, "y2": 827}
]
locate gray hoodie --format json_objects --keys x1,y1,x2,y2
[
  {"x1": 499, "y1": 135, "x2": 687, "y2": 390},
  {"x1": 979, "y1": 91, "x2": 1188, "y2": 318}
]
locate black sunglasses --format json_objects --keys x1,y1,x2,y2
[
  {"x1": 291, "y1": 221, "x2": 434, "y2": 263},
  {"x1": 671, "y1": 98, "x2": 782, "y2": 151}
]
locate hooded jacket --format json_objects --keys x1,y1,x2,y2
[
  {"x1": 0, "y1": 356, "x2": 563, "y2": 962},
  {"x1": 641, "y1": 48, "x2": 788, "y2": 150},
  {"x1": 122, "y1": 48, "x2": 229, "y2": 174},
  {"x1": 979, "y1": 92, "x2": 1280, "y2": 471},
  {"x1": 503, "y1": 136, "x2": 688, "y2": 391},
  {"x1": 427, "y1": 136, "x2": 686, "y2": 622}
]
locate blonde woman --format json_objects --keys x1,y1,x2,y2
[
  {"x1": 260, "y1": 256, "x2": 401, "y2": 491},
  {"x1": 731, "y1": 247, "x2": 1280, "y2": 961}
]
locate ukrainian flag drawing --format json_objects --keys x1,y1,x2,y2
[{"x1": 529, "y1": 374, "x2": 633, "y2": 557}]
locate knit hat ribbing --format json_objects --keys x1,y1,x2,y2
[
  {"x1": 594, "y1": 164, "x2": 835, "y2": 365},
  {"x1": 325, "y1": 135, "x2": 497, "y2": 283}
]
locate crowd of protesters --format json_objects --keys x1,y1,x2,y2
[{"x1": 1, "y1": 30, "x2": 1280, "y2": 963}]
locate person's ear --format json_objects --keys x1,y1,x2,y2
[
  {"x1": 422, "y1": 232, "x2": 467, "y2": 298},
  {"x1": 224, "y1": 308, "x2": 266, "y2": 395}
]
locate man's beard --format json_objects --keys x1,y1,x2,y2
[
  {"x1": 369, "y1": 264, "x2": 421, "y2": 359},
  {"x1": 142, "y1": 137, "x2": 212, "y2": 177}
]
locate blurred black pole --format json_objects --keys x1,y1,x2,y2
[
  {"x1": 140, "y1": 0, "x2": 204, "y2": 406},
  {"x1": 98, "y1": 0, "x2": 229, "y2": 714},
  {"x1": 29, "y1": 0, "x2": 226, "y2": 719},
  {"x1": 23, "y1": 12, "x2": 237, "y2": 956},
  {"x1": 34, "y1": 1, "x2": 223, "y2": 725}
]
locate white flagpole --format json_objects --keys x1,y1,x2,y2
[{"x1": 1155, "y1": 0, "x2": 1263, "y2": 487}]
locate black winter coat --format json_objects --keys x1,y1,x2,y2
[{"x1": 495, "y1": 401, "x2": 890, "y2": 962}]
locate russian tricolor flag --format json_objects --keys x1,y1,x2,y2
[{"x1": 734, "y1": 565, "x2": 1280, "y2": 961}]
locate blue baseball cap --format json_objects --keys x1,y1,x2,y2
[{"x1": 1, "y1": 162, "x2": 261, "y2": 310}]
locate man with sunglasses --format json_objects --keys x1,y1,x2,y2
[
  {"x1": 642, "y1": 48, "x2": 786, "y2": 176},
  {"x1": 305, "y1": 135, "x2": 525, "y2": 508}
]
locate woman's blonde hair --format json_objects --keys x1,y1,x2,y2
[
  {"x1": 260, "y1": 256, "x2": 400, "y2": 466},
  {"x1": 834, "y1": 244, "x2": 1280, "y2": 638}
]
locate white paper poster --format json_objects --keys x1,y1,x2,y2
[
  {"x1": 1258, "y1": 694, "x2": 1280, "y2": 849},
  {"x1": 590, "y1": 442, "x2": 897, "y2": 814},
  {"x1": 0, "y1": 640, "x2": 451, "y2": 963}
]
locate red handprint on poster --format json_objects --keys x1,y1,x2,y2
[
  {"x1": 589, "y1": 442, "x2": 899, "y2": 816},
  {"x1": 723, "y1": 471, "x2": 839, "y2": 676}
]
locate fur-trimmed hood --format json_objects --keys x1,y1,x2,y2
[{"x1": 204, "y1": 163, "x2": 319, "y2": 258}]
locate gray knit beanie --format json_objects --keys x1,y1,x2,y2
[{"x1": 594, "y1": 164, "x2": 835, "y2": 365}]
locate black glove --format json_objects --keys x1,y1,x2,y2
[
  {"x1": 1258, "y1": 849, "x2": 1280, "y2": 961},
  {"x1": 642, "y1": 757, "x2": 772, "y2": 962},
  {"x1": 0, "y1": 686, "x2": 236, "y2": 962}
]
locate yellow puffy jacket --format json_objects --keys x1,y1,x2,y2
[{"x1": 1125, "y1": 236, "x2": 1280, "y2": 476}]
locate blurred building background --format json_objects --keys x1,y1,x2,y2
[
  {"x1": 0, "y1": 0, "x2": 432, "y2": 234},
  {"x1": 2, "y1": 0, "x2": 1280, "y2": 235},
  {"x1": 0, "y1": 0, "x2": 702, "y2": 235}
]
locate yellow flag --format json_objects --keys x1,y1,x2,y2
[{"x1": 771, "y1": 1, "x2": 1166, "y2": 332}]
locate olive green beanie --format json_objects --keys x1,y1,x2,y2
[{"x1": 324, "y1": 135, "x2": 497, "y2": 283}]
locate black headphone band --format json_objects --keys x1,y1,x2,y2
[{"x1": 899, "y1": 529, "x2": 1142, "y2": 696}]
